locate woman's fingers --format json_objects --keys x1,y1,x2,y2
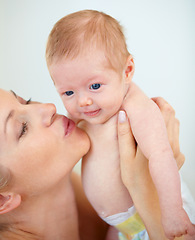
[
  {"x1": 151, "y1": 97, "x2": 175, "y2": 115},
  {"x1": 118, "y1": 110, "x2": 136, "y2": 158},
  {"x1": 152, "y1": 97, "x2": 185, "y2": 169},
  {"x1": 117, "y1": 110, "x2": 137, "y2": 185},
  {"x1": 175, "y1": 153, "x2": 185, "y2": 170}
]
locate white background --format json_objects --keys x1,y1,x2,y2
[{"x1": 0, "y1": 0, "x2": 195, "y2": 198}]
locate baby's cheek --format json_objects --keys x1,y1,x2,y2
[
  {"x1": 62, "y1": 100, "x2": 70, "y2": 111},
  {"x1": 66, "y1": 105, "x2": 77, "y2": 117}
]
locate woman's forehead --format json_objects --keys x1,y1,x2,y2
[
  {"x1": 0, "y1": 90, "x2": 16, "y2": 140},
  {"x1": 0, "y1": 91, "x2": 13, "y2": 119}
]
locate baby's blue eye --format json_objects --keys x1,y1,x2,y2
[
  {"x1": 90, "y1": 83, "x2": 102, "y2": 90},
  {"x1": 65, "y1": 91, "x2": 74, "y2": 96}
]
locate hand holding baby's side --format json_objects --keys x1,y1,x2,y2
[{"x1": 162, "y1": 207, "x2": 195, "y2": 240}]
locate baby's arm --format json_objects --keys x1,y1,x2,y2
[{"x1": 124, "y1": 83, "x2": 194, "y2": 239}]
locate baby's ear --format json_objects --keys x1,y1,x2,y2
[
  {"x1": 124, "y1": 55, "x2": 135, "y2": 83},
  {"x1": 0, "y1": 193, "x2": 21, "y2": 214}
]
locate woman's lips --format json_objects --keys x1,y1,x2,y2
[
  {"x1": 84, "y1": 109, "x2": 101, "y2": 117},
  {"x1": 62, "y1": 116, "x2": 75, "y2": 136}
]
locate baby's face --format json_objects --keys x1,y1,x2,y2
[{"x1": 49, "y1": 50, "x2": 127, "y2": 124}]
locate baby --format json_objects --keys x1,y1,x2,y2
[{"x1": 46, "y1": 10, "x2": 194, "y2": 239}]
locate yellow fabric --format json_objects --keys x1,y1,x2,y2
[
  {"x1": 116, "y1": 211, "x2": 145, "y2": 238},
  {"x1": 118, "y1": 232, "x2": 130, "y2": 240}
]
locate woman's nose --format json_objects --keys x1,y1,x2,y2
[
  {"x1": 39, "y1": 103, "x2": 56, "y2": 126},
  {"x1": 78, "y1": 96, "x2": 93, "y2": 107}
]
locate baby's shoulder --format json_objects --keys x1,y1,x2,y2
[
  {"x1": 122, "y1": 82, "x2": 153, "y2": 115},
  {"x1": 125, "y1": 82, "x2": 147, "y2": 102}
]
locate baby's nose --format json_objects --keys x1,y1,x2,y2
[{"x1": 79, "y1": 97, "x2": 93, "y2": 107}]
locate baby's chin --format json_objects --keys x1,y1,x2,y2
[{"x1": 85, "y1": 114, "x2": 117, "y2": 125}]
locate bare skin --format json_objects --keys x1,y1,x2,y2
[{"x1": 118, "y1": 97, "x2": 195, "y2": 240}]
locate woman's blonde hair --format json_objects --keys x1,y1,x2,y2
[
  {"x1": 46, "y1": 10, "x2": 130, "y2": 73},
  {"x1": 0, "y1": 166, "x2": 11, "y2": 191},
  {"x1": 0, "y1": 166, "x2": 12, "y2": 232}
]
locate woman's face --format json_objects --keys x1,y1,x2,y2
[{"x1": 0, "y1": 89, "x2": 90, "y2": 195}]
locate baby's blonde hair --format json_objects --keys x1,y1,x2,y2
[{"x1": 46, "y1": 10, "x2": 130, "y2": 73}]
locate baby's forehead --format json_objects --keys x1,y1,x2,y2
[
  {"x1": 50, "y1": 47, "x2": 119, "y2": 86},
  {"x1": 57, "y1": 48, "x2": 110, "y2": 71}
]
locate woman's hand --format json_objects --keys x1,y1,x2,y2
[{"x1": 151, "y1": 97, "x2": 185, "y2": 170}]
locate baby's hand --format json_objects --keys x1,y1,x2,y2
[
  {"x1": 184, "y1": 226, "x2": 195, "y2": 240},
  {"x1": 162, "y1": 208, "x2": 195, "y2": 240}
]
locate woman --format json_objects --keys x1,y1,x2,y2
[
  {"x1": 0, "y1": 88, "x2": 107, "y2": 240},
  {"x1": 0, "y1": 88, "x2": 193, "y2": 239}
]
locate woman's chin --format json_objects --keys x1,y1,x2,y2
[
  {"x1": 80, "y1": 133, "x2": 91, "y2": 156},
  {"x1": 75, "y1": 127, "x2": 91, "y2": 156}
]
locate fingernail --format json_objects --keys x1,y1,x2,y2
[{"x1": 119, "y1": 110, "x2": 126, "y2": 123}]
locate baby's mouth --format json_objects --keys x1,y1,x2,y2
[{"x1": 84, "y1": 109, "x2": 101, "y2": 117}]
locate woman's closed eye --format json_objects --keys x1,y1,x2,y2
[
  {"x1": 18, "y1": 99, "x2": 31, "y2": 139},
  {"x1": 19, "y1": 122, "x2": 28, "y2": 139},
  {"x1": 89, "y1": 83, "x2": 102, "y2": 90}
]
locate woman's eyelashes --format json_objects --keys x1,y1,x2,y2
[
  {"x1": 90, "y1": 83, "x2": 102, "y2": 90},
  {"x1": 19, "y1": 122, "x2": 28, "y2": 139},
  {"x1": 18, "y1": 98, "x2": 31, "y2": 139}
]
